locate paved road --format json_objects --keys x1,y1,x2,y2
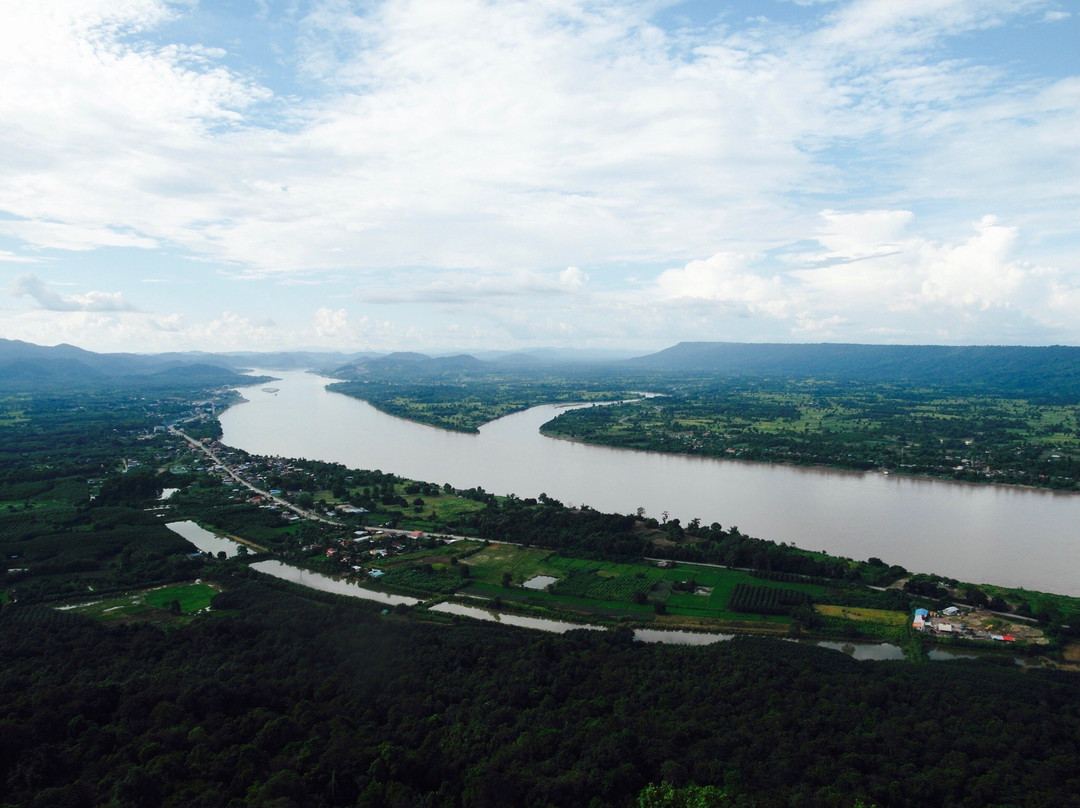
[{"x1": 170, "y1": 427, "x2": 343, "y2": 527}]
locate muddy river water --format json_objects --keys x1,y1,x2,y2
[{"x1": 219, "y1": 371, "x2": 1080, "y2": 595}]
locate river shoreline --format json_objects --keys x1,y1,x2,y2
[
  {"x1": 539, "y1": 427, "x2": 1080, "y2": 496},
  {"x1": 219, "y1": 370, "x2": 1080, "y2": 596},
  {"x1": 315, "y1": 371, "x2": 1079, "y2": 495}
]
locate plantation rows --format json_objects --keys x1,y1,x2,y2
[
  {"x1": 381, "y1": 565, "x2": 465, "y2": 595},
  {"x1": 0, "y1": 604, "x2": 92, "y2": 629},
  {"x1": 0, "y1": 512, "x2": 37, "y2": 541},
  {"x1": 749, "y1": 569, "x2": 834, "y2": 587},
  {"x1": 553, "y1": 570, "x2": 652, "y2": 602},
  {"x1": 729, "y1": 583, "x2": 811, "y2": 615}
]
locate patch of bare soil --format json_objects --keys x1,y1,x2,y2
[{"x1": 965, "y1": 609, "x2": 1048, "y2": 644}]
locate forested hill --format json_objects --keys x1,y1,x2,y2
[
  {"x1": 624, "y1": 342, "x2": 1080, "y2": 397},
  {"x1": 0, "y1": 339, "x2": 269, "y2": 392}
]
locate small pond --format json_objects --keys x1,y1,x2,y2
[
  {"x1": 927, "y1": 646, "x2": 1024, "y2": 665},
  {"x1": 166, "y1": 520, "x2": 243, "y2": 557},
  {"x1": 797, "y1": 640, "x2": 907, "y2": 661},
  {"x1": 250, "y1": 560, "x2": 421, "y2": 606},
  {"x1": 633, "y1": 629, "x2": 734, "y2": 645},
  {"x1": 430, "y1": 602, "x2": 603, "y2": 633},
  {"x1": 521, "y1": 575, "x2": 559, "y2": 590}
]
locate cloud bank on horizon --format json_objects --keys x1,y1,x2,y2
[{"x1": 1, "y1": 0, "x2": 1078, "y2": 353}]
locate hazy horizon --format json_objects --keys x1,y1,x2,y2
[{"x1": 13, "y1": 335, "x2": 1080, "y2": 365}]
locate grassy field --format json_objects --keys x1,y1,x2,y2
[
  {"x1": 377, "y1": 542, "x2": 828, "y2": 626},
  {"x1": 815, "y1": 605, "x2": 909, "y2": 625},
  {"x1": 59, "y1": 582, "x2": 218, "y2": 621},
  {"x1": 144, "y1": 582, "x2": 218, "y2": 613},
  {"x1": 409, "y1": 491, "x2": 489, "y2": 523},
  {"x1": 316, "y1": 485, "x2": 489, "y2": 529},
  {"x1": 465, "y1": 544, "x2": 560, "y2": 582},
  {"x1": 0, "y1": 410, "x2": 28, "y2": 426},
  {"x1": 812, "y1": 604, "x2": 913, "y2": 643},
  {"x1": 0, "y1": 395, "x2": 30, "y2": 426},
  {"x1": 978, "y1": 583, "x2": 1080, "y2": 621},
  {"x1": 61, "y1": 594, "x2": 153, "y2": 620}
]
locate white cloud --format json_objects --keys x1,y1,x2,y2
[
  {"x1": 918, "y1": 215, "x2": 1024, "y2": 308},
  {"x1": 790, "y1": 314, "x2": 849, "y2": 339},
  {"x1": 0, "y1": 0, "x2": 831, "y2": 273},
  {"x1": 0, "y1": 1, "x2": 1078, "y2": 352},
  {"x1": 361, "y1": 267, "x2": 592, "y2": 304},
  {"x1": 654, "y1": 253, "x2": 791, "y2": 317},
  {"x1": 0, "y1": 250, "x2": 40, "y2": 263},
  {"x1": 186, "y1": 311, "x2": 280, "y2": 346},
  {"x1": 601, "y1": 210, "x2": 1080, "y2": 346},
  {"x1": 2, "y1": 0, "x2": 1074, "y2": 284},
  {"x1": 785, "y1": 211, "x2": 1080, "y2": 342},
  {"x1": 0, "y1": 301, "x2": 431, "y2": 354},
  {"x1": 313, "y1": 307, "x2": 354, "y2": 340},
  {"x1": 151, "y1": 313, "x2": 186, "y2": 332},
  {"x1": 0, "y1": 0, "x2": 269, "y2": 255},
  {"x1": 820, "y1": 0, "x2": 1045, "y2": 54},
  {"x1": 0, "y1": 309, "x2": 150, "y2": 350},
  {"x1": 9, "y1": 272, "x2": 136, "y2": 312},
  {"x1": 814, "y1": 210, "x2": 914, "y2": 260},
  {"x1": 0, "y1": 221, "x2": 159, "y2": 252},
  {"x1": 559, "y1": 266, "x2": 588, "y2": 290}
]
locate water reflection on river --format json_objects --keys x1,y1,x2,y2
[
  {"x1": 250, "y1": 560, "x2": 421, "y2": 606},
  {"x1": 219, "y1": 371, "x2": 1080, "y2": 595}
]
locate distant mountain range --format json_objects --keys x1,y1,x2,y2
[
  {"x1": 5, "y1": 339, "x2": 1080, "y2": 397},
  {"x1": 622, "y1": 342, "x2": 1080, "y2": 395},
  {"x1": 326, "y1": 347, "x2": 643, "y2": 378},
  {"x1": 0, "y1": 339, "x2": 268, "y2": 392},
  {"x1": 329, "y1": 352, "x2": 487, "y2": 378},
  {"x1": 330, "y1": 342, "x2": 1080, "y2": 393}
]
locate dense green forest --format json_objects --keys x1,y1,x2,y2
[{"x1": 5, "y1": 575, "x2": 1080, "y2": 808}]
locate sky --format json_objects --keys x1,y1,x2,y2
[{"x1": 1, "y1": 0, "x2": 1078, "y2": 355}]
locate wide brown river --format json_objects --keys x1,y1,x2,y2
[{"x1": 219, "y1": 371, "x2": 1080, "y2": 596}]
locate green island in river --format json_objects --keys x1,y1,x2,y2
[{"x1": 326, "y1": 343, "x2": 1080, "y2": 491}]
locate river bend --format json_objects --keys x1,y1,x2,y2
[{"x1": 218, "y1": 371, "x2": 1080, "y2": 595}]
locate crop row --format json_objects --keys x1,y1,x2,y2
[
  {"x1": 729, "y1": 583, "x2": 810, "y2": 615},
  {"x1": 553, "y1": 571, "x2": 651, "y2": 602}
]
